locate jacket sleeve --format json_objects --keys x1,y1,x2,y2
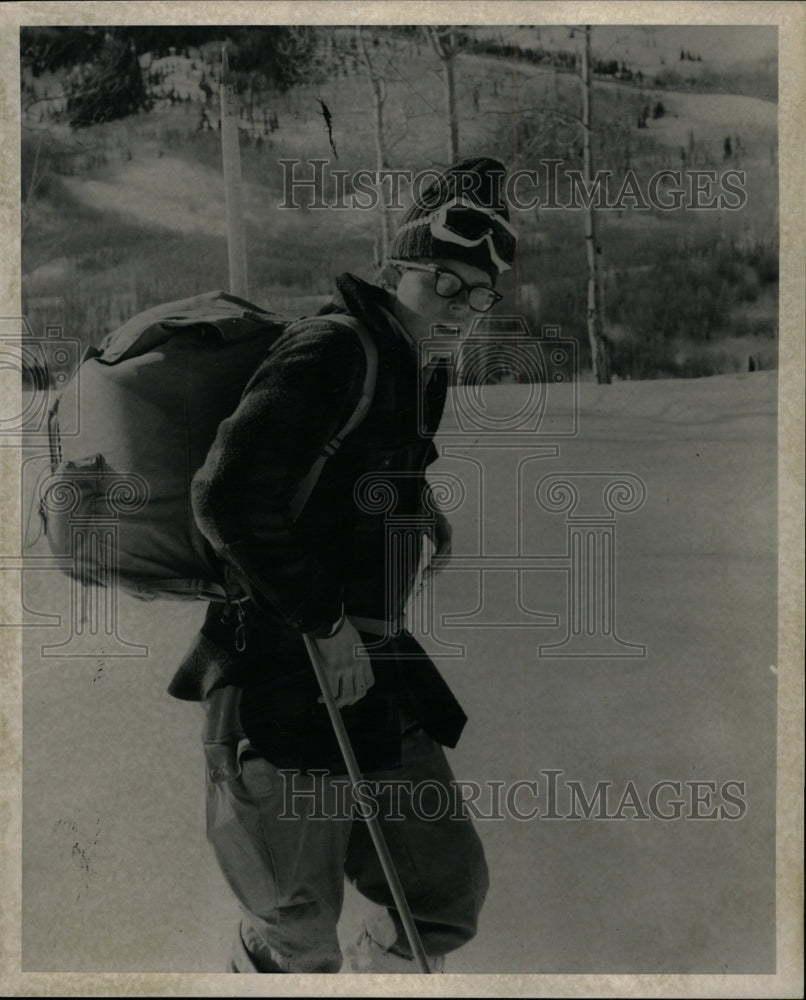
[{"x1": 191, "y1": 318, "x2": 367, "y2": 633}]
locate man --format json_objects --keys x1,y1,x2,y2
[{"x1": 169, "y1": 157, "x2": 517, "y2": 973}]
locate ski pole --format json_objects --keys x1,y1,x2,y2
[{"x1": 302, "y1": 633, "x2": 432, "y2": 974}]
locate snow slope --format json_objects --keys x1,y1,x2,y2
[{"x1": 20, "y1": 371, "x2": 777, "y2": 974}]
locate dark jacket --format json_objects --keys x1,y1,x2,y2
[{"x1": 168, "y1": 273, "x2": 467, "y2": 772}]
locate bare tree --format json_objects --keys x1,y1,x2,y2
[
  {"x1": 357, "y1": 28, "x2": 392, "y2": 264},
  {"x1": 493, "y1": 26, "x2": 617, "y2": 383},
  {"x1": 21, "y1": 129, "x2": 45, "y2": 234},
  {"x1": 579, "y1": 25, "x2": 611, "y2": 383},
  {"x1": 424, "y1": 26, "x2": 461, "y2": 162},
  {"x1": 524, "y1": 27, "x2": 612, "y2": 383}
]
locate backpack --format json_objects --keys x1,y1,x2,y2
[{"x1": 39, "y1": 289, "x2": 377, "y2": 602}]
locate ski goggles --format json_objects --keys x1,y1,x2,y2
[
  {"x1": 387, "y1": 260, "x2": 503, "y2": 313},
  {"x1": 398, "y1": 196, "x2": 517, "y2": 273}
]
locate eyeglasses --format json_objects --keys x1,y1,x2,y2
[
  {"x1": 387, "y1": 260, "x2": 503, "y2": 313},
  {"x1": 394, "y1": 196, "x2": 517, "y2": 273}
]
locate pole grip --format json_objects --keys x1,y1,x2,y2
[{"x1": 302, "y1": 634, "x2": 431, "y2": 974}]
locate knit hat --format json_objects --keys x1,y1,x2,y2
[{"x1": 389, "y1": 157, "x2": 515, "y2": 279}]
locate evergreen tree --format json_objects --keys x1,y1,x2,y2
[
  {"x1": 20, "y1": 26, "x2": 322, "y2": 128},
  {"x1": 66, "y1": 33, "x2": 151, "y2": 128}
]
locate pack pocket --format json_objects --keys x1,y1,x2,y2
[
  {"x1": 203, "y1": 737, "x2": 281, "y2": 799},
  {"x1": 239, "y1": 750, "x2": 285, "y2": 799},
  {"x1": 40, "y1": 454, "x2": 111, "y2": 582},
  {"x1": 203, "y1": 739, "x2": 244, "y2": 784}
]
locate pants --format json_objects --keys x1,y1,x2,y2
[{"x1": 202, "y1": 688, "x2": 489, "y2": 973}]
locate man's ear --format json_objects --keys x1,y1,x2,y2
[{"x1": 378, "y1": 263, "x2": 402, "y2": 292}]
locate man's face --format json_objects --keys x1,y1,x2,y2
[{"x1": 393, "y1": 258, "x2": 496, "y2": 344}]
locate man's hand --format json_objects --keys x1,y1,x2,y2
[{"x1": 313, "y1": 617, "x2": 374, "y2": 708}]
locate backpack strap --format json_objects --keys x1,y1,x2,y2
[
  {"x1": 321, "y1": 314, "x2": 378, "y2": 450},
  {"x1": 286, "y1": 314, "x2": 378, "y2": 522}
]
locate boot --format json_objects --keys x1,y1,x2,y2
[{"x1": 344, "y1": 926, "x2": 445, "y2": 974}]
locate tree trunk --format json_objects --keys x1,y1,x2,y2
[
  {"x1": 581, "y1": 25, "x2": 611, "y2": 384},
  {"x1": 444, "y1": 39, "x2": 459, "y2": 161},
  {"x1": 359, "y1": 29, "x2": 391, "y2": 264},
  {"x1": 220, "y1": 47, "x2": 248, "y2": 299},
  {"x1": 426, "y1": 27, "x2": 460, "y2": 163},
  {"x1": 22, "y1": 129, "x2": 44, "y2": 233},
  {"x1": 370, "y1": 75, "x2": 391, "y2": 262}
]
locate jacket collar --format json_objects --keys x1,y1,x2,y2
[
  {"x1": 332, "y1": 273, "x2": 420, "y2": 360},
  {"x1": 330, "y1": 274, "x2": 451, "y2": 388}
]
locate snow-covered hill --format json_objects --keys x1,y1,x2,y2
[{"x1": 20, "y1": 371, "x2": 778, "y2": 973}]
